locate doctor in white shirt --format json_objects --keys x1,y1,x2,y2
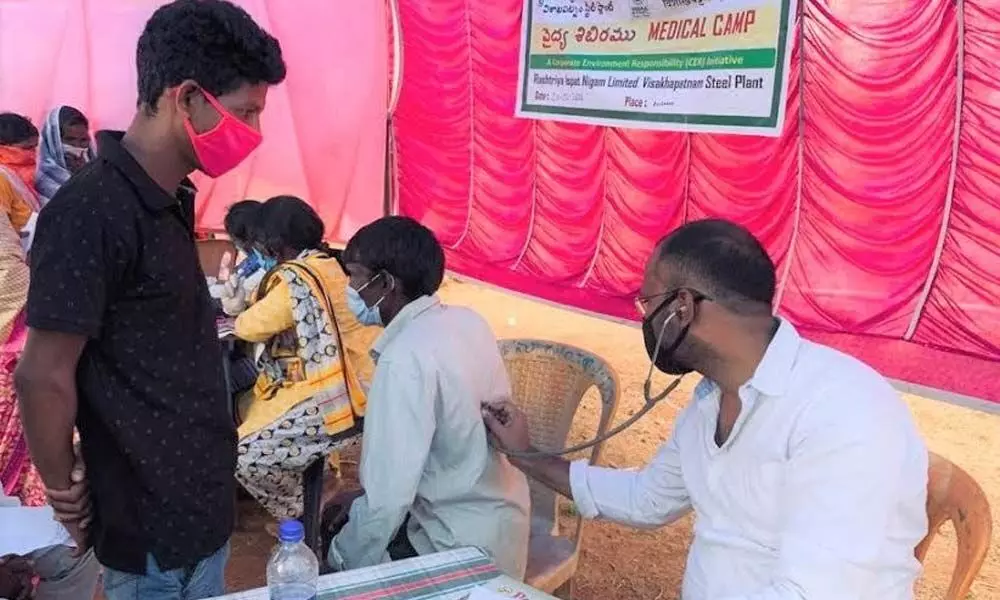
[
  {"x1": 484, "y1": 218, "x2": 929, "y2": 600},
  {"x1": 328, "y1": 216, "x2": 530, "y2": 578}
]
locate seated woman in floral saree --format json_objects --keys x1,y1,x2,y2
[
  {"x1": 234, "y1": 196, "x2": 378, "y2": 519},
  {"x1": 0, "y1": 113, "x2": 44, "y2": 505}
]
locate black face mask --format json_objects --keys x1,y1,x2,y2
[{"x1": 641, "y1": 296, "x2": 695, "y2": 376}]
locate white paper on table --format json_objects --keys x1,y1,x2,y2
[{"x1": 0, "y1": 503, "x2": 73, "y2": 556}]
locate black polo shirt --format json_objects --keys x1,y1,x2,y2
[{"x1": 26, "y1": 131, "x2": 235, "y2": 574}]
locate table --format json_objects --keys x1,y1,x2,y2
[{"x1": 209, "y1": 547, "x2": 556, "y2": 600}]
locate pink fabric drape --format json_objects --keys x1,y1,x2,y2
[
  {"x1": 2, "y1": 0, "x2": 997, "y2": 405},
  {"x1": 394, "y1": 0, "x2": 1000, "y2": 405},
  {"x1": 0, "y1": 0, "x2": 388, "y2": 241}
]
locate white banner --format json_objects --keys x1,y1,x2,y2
[{"x1": 515, "y1": 0, "x2": 798, "y2": 136}]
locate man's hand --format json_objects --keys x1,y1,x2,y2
[
  {"x1": 482, "y1": 400, "x2": 574, "y2": 497},
  {"x1": 0, "y1": 555, "x2": 35, "y2": 600},
  {"x1": 45, "y1": 444, "x2": 90, "y2": 525},
  {"x1": 44, "y1": 444, "x2": 91, "y2": 556},
  {"x1": 482, "y1": 400, "x2": 533, "y2": 454}
]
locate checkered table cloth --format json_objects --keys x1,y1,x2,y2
[{"x1": 212, "y1": 547, "x2": 533, "y2": 600}]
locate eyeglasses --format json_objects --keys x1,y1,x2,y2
[
  {"x1": 354, "y1": 272, "x2": 382, "y2": 293},
  {"x1": 634, "y1": 288, "x2": 710, "y2": 317}
]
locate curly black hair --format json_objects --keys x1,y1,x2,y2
[
  {"x1": 136, "y1": 0, "x2": 286, "y2": 111},
  {"x1": 0, "y1": 113, "x2": 38, "y2": 146},
  {"x1": 344, "y1": 216, "x2": 446, "y2": 301}
]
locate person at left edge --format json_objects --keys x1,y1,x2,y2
[{"x1": 15, "y1": 2, "x2": 286, "y2": 599}]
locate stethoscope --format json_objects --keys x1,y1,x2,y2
[{"x1": 491, "y1": 311, "x2": 685, "y2": 458}]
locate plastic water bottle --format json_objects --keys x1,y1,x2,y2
[{"x1": 266, "y1": 520, "x2": 319, "y2": 600}]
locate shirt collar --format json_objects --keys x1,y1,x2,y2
[
  {"x1": 748, "y1": 318, "x2": 801, "y2": 397},
  {"x1": 694, "y1": 317, "x2": 802, "y2": 402},
  {"x1": 95, "y1": 130, "x2": 197, "y2": 213},
  {"x1": 371, "y1": 295, "x2": 441, "y2": 361}
]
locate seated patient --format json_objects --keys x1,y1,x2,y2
[
  {"x1": 328, "y1": 216, "x2": 530, "y2": 578},
  {"x1": 234, "y1": 196, "x2": 377, "y2": 519}
]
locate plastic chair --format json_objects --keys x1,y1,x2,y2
[
  {"x1": 196, "y1": 238, "x2": 235, "y2": 278},
  {"x1": 499, "y1": 339, "x2": 619, "y2": 599},
  {"x1": 914, "y1": 452, "x2": 992, "y2": 599}
]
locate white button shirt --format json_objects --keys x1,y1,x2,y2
[
  {"x1": 569, "y1": 319, "x2": 928, "y2": 599},
  {"x1": 332, "y1": 295, "x2": 531, "y2": 577}
]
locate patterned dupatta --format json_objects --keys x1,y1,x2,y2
[{"x1": 256, "y1": 256, "x2": 367, "y2": 436}]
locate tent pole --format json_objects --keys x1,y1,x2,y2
[
  {"x1": 383, "y1": 117, "x2": 393, "y2": 217},
  {"x1": 903, "y1": 0, "x2": 965, "y2": 340}
]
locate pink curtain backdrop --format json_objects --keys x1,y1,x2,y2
[
  {"x1": 1, "y1": 0, "x2": 997, "y2": 406},
  {"x1": 0, "y1": 0, "x2": 388, "y2": 241},
  {"x1": 393, "y1": 0, "x2": 1000, "y2": 406}
]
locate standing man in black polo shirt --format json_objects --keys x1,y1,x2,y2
[{"x1": 15, "y1": 1, "x2": 285, "y2": 598}]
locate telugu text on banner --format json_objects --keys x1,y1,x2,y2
[{"x1": 515, "y1": 0, "x2": 797, "y2": 135}]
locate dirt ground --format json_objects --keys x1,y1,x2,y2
[{"x1": 222, "y1": 279, "x2": 999, "y2": 599}]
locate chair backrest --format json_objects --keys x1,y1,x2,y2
[
  {"x1": 196, "y1": 238, "x2": 236, "y2": 279},
  {"x1": 914, "y1": 452, "x2": 992, "y2": 600},
  {"x1": 499, "y1": 339, "x2": 619, "y2": 540}
]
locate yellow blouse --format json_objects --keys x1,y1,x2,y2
[
  {"x1": 234, "y1": 254, "x2": 379, "y2": 438},
  {"x1": 0, "y1": 178, "x2": 31, "y2": 230}
]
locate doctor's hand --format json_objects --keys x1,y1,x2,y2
[{"x1": 482, "y1": 400, "x2": 532, "y2": 454}]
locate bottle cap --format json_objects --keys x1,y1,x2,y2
[{"x1": 278, "y1": 519, "x2": 305, "y2": 543}]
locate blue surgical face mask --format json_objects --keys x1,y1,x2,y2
[
  {"x1": 252, "y1": 248, "x2": 278, "y2": 272},
  {"x1": 346, "y1": 285, "x2": 381, "y2": 327},
  {"x1": 346, "y1": 272, "x2": 391, "y2": 327}
]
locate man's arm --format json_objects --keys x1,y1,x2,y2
[
  {"x1": 14, "y1": 330, "x2": 86, "y2": 490},
  {"x1": 508, "y1": 454, "x2": 572, "y2": 498},
  {"x1": 15, "y1": 331, "x2": 92, "y2": 552},
  {"x1": 483, "y1": 401, "x2": 691, "y2": 528},
  {"x1": 331, "y1": 353, "x2": 435, "y2": 570},
  {"x1": 18, "y1": 195, "x2": 118, "y2": 551},
  {"x1": 481, "y1": 358, "x2": 574, "y2": 497},
  {"x1": 720, "y1": 388, "x2": 927, "y2": 600}
]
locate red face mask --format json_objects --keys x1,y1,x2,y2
[
  {"x1": 0, "y1": 145, "x2": 38, "y2": 190},
  {"x1": 183, "y1": 89, "x2": 262, "y2": 178}
]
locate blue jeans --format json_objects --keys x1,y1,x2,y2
[{"x1": 102, "y1": 542, "x2": 229, "y2": 600}]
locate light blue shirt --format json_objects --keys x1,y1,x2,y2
[{"x1": 331, "y1": 295, "x2": 531, "y2": 578}]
